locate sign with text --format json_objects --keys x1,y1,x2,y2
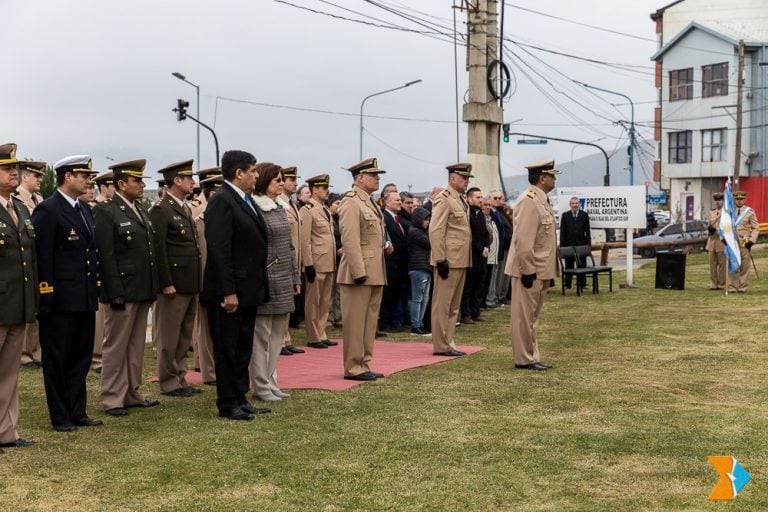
[{"x1": 557, "y1": 186, "x2": 646, "y2": 229}]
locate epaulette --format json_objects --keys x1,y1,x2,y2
[
  {"x1": 190, "y1": 199, "x2": 201, "y2": 207},
  {"x1": 441, "y1": 190, "x2": 450, "y2": 198},
  {"x1": 526, "y1": 190, "x2": 536, "y2": 198},
  {"x1": 344, "y1": 190, "x2": 356, "y2": 198},
  {"x1": 11, "y1": 190, "x2": 20, "y2": 197},
  {"x1": 303, "y1": 203, "x2": 313, "y2": 209},
  {"x1": 39, "y1": 281, "x2": 54, "y2": 295}
]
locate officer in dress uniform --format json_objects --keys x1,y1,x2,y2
[
  {"x1": 90, "y1": 171, "x2": 114, "y2": 373},
  {"x1": 337, "y1": 158, "x2": 390, "y2": 381},
  {"x1": 192, "y1": 175, "x2": 223, "y2": 385},
  {"x1": 189, "y1": 167, "x2": 220, "y2": 219},
  {"x1": 149, "y1": 160, "x2": 202, "y2": 397},
  {"x1": 280, "y1": 166, "x2": 305, "y2": 355},
  {"x1": 32, "y1": 154, "x2": 103, "y2": 431},
  {"x1": 706, "y1": 193, "x2": 726, "y2": 290},
  {"x1": 505, "y1": 159, "x2": 560, "y2": 371},
  {"x1": 730, "y1": 190, "x2": 759, "y2": 293},
  {"x1": 94, "y1": 159, "x2": 160, "y2": 416},
  {"x1": 429, "y1": 163, "x2": 473, "y2": 357},
  {"x1": 0, "y1": 143, "x2": 38, "y2": 449},
  {"x1": 300, "y1": 174, "x2": 338, "y2": 349},
  {"x1": 15, "y1": 160, "x2": 46, "y2": 369}
]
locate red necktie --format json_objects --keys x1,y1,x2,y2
[{"x1": 395, "y1": 215, "x2": 404, "y2": 236}]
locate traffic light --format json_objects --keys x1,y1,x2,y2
[
  {"x1": 174, "y1": 98, "x2": 189, "y2": 121},
  {"x1": 502, "y1": 123, "x2": 510, "y2": 143}
]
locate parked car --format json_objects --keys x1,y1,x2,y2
[{"x1": 633, "y1": 220, "x2": 708, "y2": 258}]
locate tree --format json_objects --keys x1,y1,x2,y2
[{"x1": 40, "y1": 166, "x2": 56, "y2": 198}]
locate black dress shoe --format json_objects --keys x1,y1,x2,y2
[
  {"x1": 280, "y1": 346, "x2": 293, "y2": 356},
  {"x1": 219, "y1": 408, "x2": 254, "y2": 421},
  {"x1": 53, "y1": 423, "x2": 78, "y2": 432},
  {"x1": 125, "y1": 399, "x2": 160, "y2": 408},
  {"x1": 105, "y1": 408, "x2": 128, "y2": 417},
  {"x1": 433, "y1": 350, "x2": 466, "y2": 357},
  {"x1": 240, "y1": 403, "x2": 271, "y2": 415},
  {"x1": 0, "y1": 438, "x2": 34, "y2": 448},
  {"x1": 321, "y1": 339, "x2": 338, "y2": 346},
  {"x1": 515, "y1": 362, "x2": 548, "y2": 371},
  {"x1": 410, "y1": 327, "x2": 431, "y2": 336},
  {"x1": 92, "y1": 367, "x2": 103, "y2": 374},
  {"x1": 307, "y1": 341, "x2": 329, "y2": 349},
  {"x1": 343, "y1": 371, "x2": 378, "y2": 381},
  {"x1": 162, "y1": 387, "x2": 194, "y2": 397},
  {"x1": 471, "y1": 316, "x2": 485, "y2": 322},
  {"x1": 204, "y1": 380, "x2": 217, "y2": 386},
  {"x1": 20, "y1": 362, "x2": 40, "y2": 370},
  {"x1": 375, "y1": 330, "x2": 388, "y2": 338},
  {"x1": 74, "y1": 417, "x2": 104, "y2": 427},
  {"x1": 538, "y1": 361, "x2": 553, "y2": 369},
  {"x1": 368, "y1": 371, "x2": 384, "y2": 379},
  {"x1": 286, "y1": 345, "x2": 305, "y2": 354}
]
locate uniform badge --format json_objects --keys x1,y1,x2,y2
[{"x1": 119, "y1": 205, "x2": 126, "y2": 211}]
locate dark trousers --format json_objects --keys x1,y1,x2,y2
[
  {"x1": 206, "y1": 304, "x2": 256, "y2": 413},
  {"x1": 461, "y1": 269, "x2": 486, "y2": 319},
  {"x1": 380, "y1": 274, "x2": 406, "y2": 329},
  {"x1": 563, "y1": 257, "x2": 586, "y2": 288},
  {"x1": 39, "y1": 311, "x2": 95, "y2": 427}
]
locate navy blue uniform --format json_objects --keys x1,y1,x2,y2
[{"x1": 32, "y1": 190, "x2": 99, "y2": 428}]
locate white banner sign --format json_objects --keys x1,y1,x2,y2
[{"x1": 556, "y1": 186, "x2": 646, "y2": 229}]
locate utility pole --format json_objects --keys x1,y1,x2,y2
[
  {"x1": 733, "y1": 40, "x2": 746, "y2": 188},
  {"x1": 462, "y1": 0, "x2": 503, "y2": 193}
]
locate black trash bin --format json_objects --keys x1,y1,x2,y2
[{"x1": 655, "y1": 252, "x2": 686, "y2": 290}]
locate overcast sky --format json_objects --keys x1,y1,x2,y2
[{"x1": 4, "y1": 0, "x2": 663, "y2": 192}]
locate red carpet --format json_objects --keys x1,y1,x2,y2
[{"x1": 151, "y1": 339, "x2": 484, "y2": 391}]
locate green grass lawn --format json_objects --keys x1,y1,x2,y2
[{"x1": 3, "y1": 249, "x2": 768, "y2": 511}]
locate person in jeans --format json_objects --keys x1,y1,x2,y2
[{"x1": 406, "y1": 207, "x2": 432, "y2": 336}]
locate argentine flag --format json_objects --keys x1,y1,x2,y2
[{"x1": 719, "y1": 181, "x2": 741, "y2": 273}]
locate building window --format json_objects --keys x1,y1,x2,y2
[
  {"x1": 668, "y1": 131, "x2": 692, "y2": 163},
  {"x1": 702, "y1": 63, "x2": 728, "y2": 97},
  {"x1": 669, "y1": 68, "x2": 693, "y2": 101},
  {"x1": 702, "y1": 128, "x2": 726, "y2": 162}
]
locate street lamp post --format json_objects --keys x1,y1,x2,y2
[
  {"x1": 576, "y1": 81, "x2": 635, "y2": 185},
  {"x1": 172, "y1": 72, "x2": 201, "y2": 168},
  {"x1": 359, "y1": 79, "x2": 422, "y2": 160}
]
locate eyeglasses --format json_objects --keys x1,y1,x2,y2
[{"x1": 274, "y1": 178, "x2": 284, "y2": 183}]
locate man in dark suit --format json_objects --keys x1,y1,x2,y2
[
  {"x1": 0, "y1": 143, "x2": 38, "y2": 448},
  {"x1": 32, "y1": 154, "x2": 103, "y2": 432},
  {"x1": 201, "y1": 150, "x2": 270, "y2": 420},
  {"x1": 95, "y1": 159, "x2": 160, "y2": 417},
  {"x1": 559, "y1": 196, "x2": 592, "y2": 290},
  {"x1": 460, "y1": 187, "x2": 489, "y2": 323},
  {"x1": 150, "y1": 160, "x2": 202, "y2": 397},
  {"x1": 380, "y1": 190, "x2": 409, "y2": 332}
]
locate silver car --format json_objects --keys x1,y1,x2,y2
[{"x1": 633, "y1": 220, "x2": 709, "y2": 258}]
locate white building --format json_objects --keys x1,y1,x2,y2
[{"x1": 650, "y1": 0, "x2": 768, "y2": 221}]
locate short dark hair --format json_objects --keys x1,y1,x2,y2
[
  {"x1": 56, "y1": 172, "x2": 66, "y2": 186},
  {"x1": 221, "y1": 150, "x2": 256, "y2": 180},
  {"x1": 467, "y1": 187, "x2": 481, "y2": 198},
  {"x1": 253, "y1": 162, "x2": 283, "y2": 195},
  {"x1": 400, "y1": 191, "x2": 414, "y2": 200},
  {"x1": 528, "y1": 173, "x2": 542, "y2": 185}
]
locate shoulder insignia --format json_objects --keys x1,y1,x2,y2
[
  {"x1": 190, "y1": 199, "x2": 201, "y2": 207},
  {"x1": 344, "y1": 190, "x2": 356, "y2": 198},
  {"x1": 303, "y1": 203, "x2": 313, "y2": 209},
  {"x1": 12, "y1": 190, "x2": 20, "y2": 197},
  {"x1": 526, "y1": 190, "x2": 536, "y2": 198},
  {"x1": 441, "y1": 190, "x2": 450, "y2": 198},
  {"x1": 39, "y1": 281, "x2": 54, "y2": 294}
]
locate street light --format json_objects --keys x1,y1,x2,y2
[
  {"x1": 359, "y1": 79, "x2": 422, "y2": 160},
  {"x1": 172, "y1": 72, "x2": 201, "y2": 168},
  {"x1": 575, "y1": 81, "x2": 636, "y2": 185}
]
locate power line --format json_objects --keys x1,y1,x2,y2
[
  {"x1": 362, "y1": 127, "x2": 446, "y2": 165},
  {"x1": 215, "y1": 95, "x2": 455, "y2": 124}
]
